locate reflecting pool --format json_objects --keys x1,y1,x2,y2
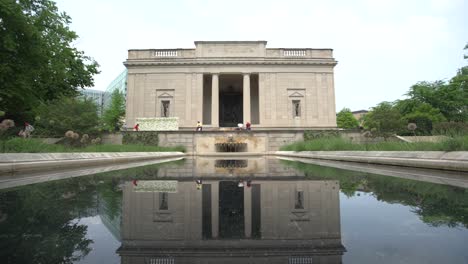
[{"x1": 0, "y1": 157, "x2": 467, "y2": 264}]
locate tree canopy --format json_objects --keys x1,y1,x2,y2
[
  {"x1": 34, "y1": 97, "x2": 99, "y2": 137},
  {"x1": 336, "y1": 108, "x2": 359, "y2": 129},
  {"x1": 363, "y1": 102, "x2": 404, "y2": 138},
  {"x1": 0, "y1": 0, "x2": 99, "y2": 122},
  {"x1": 360, "y1": 43, "x2": 467, "y2": 136},
  {"x1": 102, "y1": 90, "x2": 126, "y2": 132}
]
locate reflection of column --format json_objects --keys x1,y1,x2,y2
[
  {"x1": 244, "y1": 186, "x2": 252, "y2": 238},
  {"x1": 243, "y1": 73, "x2": 251, "y2": 124},
  {"x1": 211, "y1": 74, "x2": 219, "y2": 127},
  {"x1": 211, "y1": 182, "x2": 219, "y2": 238}
]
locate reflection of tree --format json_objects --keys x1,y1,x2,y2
[
  {"x1": 283, "y1": 160, "x2": 468, "y2": 228},
  {"x1": 0, "y1": 159, "x2": 186, "y2": 263},
  {"x1": 0, "y1": 178, "x2": 96, "y2": 263}
]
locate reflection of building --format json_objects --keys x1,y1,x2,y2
[
  {"x1": 124, "y1": 41, "x2": 337, "y2": 129},
  {"x1": 118, "y1": 179, "x2": 345, "y2": 263},
  {"x1": 156, "y1": 157, "x2": 304, "y2": 178},
  {"x1": 98, "y1": 192, "x2": 122, "y2": 242}
]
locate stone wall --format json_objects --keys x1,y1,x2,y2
[
  {"x1": 157, "y1": 130, "x2": 304, "y2": 154},
  {"x1": 101, "y1": 133, "x2": 123, "y2": 145},
  {"x1": 158, "y1": 132, "x2": 196, "y2": 153}
]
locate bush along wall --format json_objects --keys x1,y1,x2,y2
[
  {"x1": 122, "y1": 131, "x2": 159, "y2": 146},
  {"x1": 304, "y1": 130, "x2": 341, "y2": 141}
]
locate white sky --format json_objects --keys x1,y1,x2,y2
[{"x1": 55, "y1": 0, "x2": 468, "y2": 112}]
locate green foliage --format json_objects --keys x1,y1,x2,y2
[
  {"x1": 0, "y1": 0, "x2": 99, "y2": 122},
  {"x1": 336, "y1": 108, "x2": 359, "y2": 129},
  {"x1": 432, "y1": 121, "x2": 468, "y2": 137},
  {"x1": 283, "y1": 160, "x2": 468, "y2": 228},
  {"x1": 280, "y1": 135, "x2": 468, "y2": 151},
  {"x1": 102, "y1": 90, "x2": 125, "y2": 132},
  {"x1": 363, "y1": 102, "x2": 405, "y2": 138},
  {"x1": 406, "y1": 81, "x2": 467, "y2": 122},
  {"x1": 0, "y1": 138, "x2": 184, "y2": 153},
  {"x1": 122, "y1": 131, "x2": 159, "y2": 145},
  {"x1": 34, "y1": 97, "x2": 99, "y2": 137},
  {"x1": 368, "y1": 44, "x2": 468, "y2": 135},
  {"x1": 439, "y1": 136, "x2": 468, "y2": 151},
  {"x1": 0, "y1": 177, "x2": 95, "y2": 263},
  {"x1": 282, "y1": 137, "x2": 362, "y2": 151},
  {"x1": 303, "y1": 130, "x2": 340, "y2": 141},
  {"x1": 397, "y1": 102, "x2": 446, "y2": 135}
]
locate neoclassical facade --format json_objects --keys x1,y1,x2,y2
[{"x1": 124, "y1": 41, "x2": 337, "y2": 129}]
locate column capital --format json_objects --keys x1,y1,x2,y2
[
  {"x1": 242, "y1": 72, "x2": 251, "y2": 76},
  {"x1": 211, "y1": 72, "x2": 220, "y2": 76}
]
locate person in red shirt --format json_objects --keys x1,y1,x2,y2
[
  {"x1": 246, "y1": 121, "x2": 251, "y2": 131},
  {"x1": 133, "y1": 123, "x2": 139, "y2": 131}
]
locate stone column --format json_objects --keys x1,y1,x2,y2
[
  {"x1": 243, "y1": 73, "x2": 251, "y2": 124},
  {"x1": 211, "y1": 74, "x2": 219, "y2": 127},
  {"x1": 244, "y1": 186, "x2": 252, "y2": 238}
]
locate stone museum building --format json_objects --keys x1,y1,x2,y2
[{"x1": 124, "y1": 41, "x2": 338, "y2": 130}]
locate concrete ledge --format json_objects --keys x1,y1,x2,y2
[
  {"x1": 0, "y1": 152, "x2": 185, "y2": 174},
  {"x1": 275, "y1": 151, "x2": 468, "y2": 172}
]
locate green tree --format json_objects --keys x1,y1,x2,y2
[
  {"x1": 102, "y1": 90, "x2": 125, "y2": 132},
  {"x1": 0, "y1": 177, "x2": 97, "y2": 263},
  {"x1": 34, "y1": 97, "x2": 99, "y2": 137},
  {"x1": 395, "y1": 100, "x2": 446, "y2": 135},
  {"x1": 285, "y1": 160, "x2": 468, "y2": 228},
  {"x1": 406, "y1": 81, "x2": 467, "y2": 122},
  {"x1": 447, "y1": 42, "x2": 468, "y2": 121},
  {"x1": 336, "y1": 108, "x2": 359, "y2": 129},
  {"x1": 363, "y1": 102, "x2": 404, "y2": 139},
  {"x1": 0, "y1": 0, "x2": 99, "y2": 122}
]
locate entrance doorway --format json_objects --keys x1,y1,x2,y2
[
  {"x1": 202, "y1": 73, "x2": 259, "y2": 127},
  {"x1": 219, "y1": 181, "x2": 244, "y2": 238},
  {"x1": 219, "y1": 75, "x2": 243, "y2": 127}
]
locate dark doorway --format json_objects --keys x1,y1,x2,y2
[
  {"x1": 219, "y1": 75, "x2": 243, "y2": 127},
  {"x1": 220, "y1": 93, "x2": 242, "y2": 127},
  {"x1": 219, "y1": 181, "x2": 244, "y2": 238},
  {"x1": 202, "y1": 184, "x2": 212, "y2": 239}
]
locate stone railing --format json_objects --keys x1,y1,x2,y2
[
  {"x1": 266, "y1": 49, "x2": 333, "y2": 58},
  {"x1": 128, "y1": 48, "x2": 333, "y2": 60},
  {"x1": 282, "y1": 49, "x2": 307, "y2": 57},
  {"x1": 153, "y1": 50, "x2": 178, "y2": 57},
  {"x1": 128, "y1": 49, "x2": 196, "y2": 59}
]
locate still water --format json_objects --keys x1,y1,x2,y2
[{"x1": 0, "y1": 157, "x2": 467, "y2": 264}]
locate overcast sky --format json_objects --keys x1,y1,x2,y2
[{"x1": 55, "y1": 0, "x2": 467, "y2": 111}]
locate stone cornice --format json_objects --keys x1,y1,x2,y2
[{"x1": 124, "y1": 58, "x2": 337, "y2": 67}]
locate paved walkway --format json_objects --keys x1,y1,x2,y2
[
  {"x1": 0, "y1": 152, "x2": 185, "y2": 174},
  {"x1": 275, "y1": 151, "x2": 468, "y2": 172}
]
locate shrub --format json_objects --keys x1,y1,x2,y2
[
  {"x1": 34, "y1": 97, "x2": 99, "y2": 137},
  {"x1": 440, "y1": 136, "x2": 468, "y2": 151},
  {"x1": 432, "y1": 122, "x2": 468, "y2": 137},
  {"x1": 304, "y1": 130, "x2": 340, "y2": 141},
  {"x1": 122, "y1": 131, "x2": 159, "y2": 145}
]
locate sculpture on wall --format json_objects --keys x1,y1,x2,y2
[
  {"x1": 162, "y1": 101, "x2": 170, "y2": 117},
  {"x1": 293, "y1": 101, "x2": 301, "y2": 117}
]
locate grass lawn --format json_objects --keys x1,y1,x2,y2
[
  {"x1": 280, "y1": 135, "x2": 468, "y2": 152},
  {"x1": 0, "y1": 138, "x2": 185, "y2": 153}
]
